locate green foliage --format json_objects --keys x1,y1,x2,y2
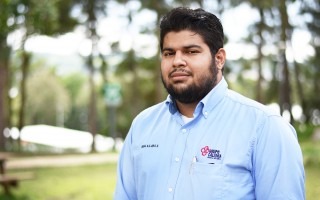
[
  {"x1": 61, "y1": 73, "x2": 87, "y2": 105},
  {"x1": 60, "y1": 73, "x2": 89, "y2": 130},
  {"x1": 26, "y1": 68, "x2": 71, "y2": 125},
  {"x1": 0, "y1": 0, "x2": 18, "y2": 42},
  {"x1": 55, "y1": 0, "x2": 79, "y2": 33},
  {"x1": 0, "y1": 0, "x2": 77, "y2": 39},
  {"x1": 23, "y1": 0, "x2": 59, "y2": 35},
  {"x1": 301, "y1": 141, "x2": 320, "y2": 167},
  {"x1": 295, "y1": 123, "x2": 317, "y2": 142}
]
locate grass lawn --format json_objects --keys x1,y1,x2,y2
[
  {"x1": 1, "y1": 163, "x2": 117, "y2": 200},
  {"x1": 305, "y1": 165, "x2": 320, "y2": 199},
  {"x1": 301, "y1": 141, "x2": 320, "y2": 200}
]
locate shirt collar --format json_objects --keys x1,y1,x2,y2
[
  {"x1": 165, "y1": 77, "x2": 228, "y2": 116},
  {"x1": 165, "y1": 95, "x2": 178, "y2": 114},
  {"x1": 198, "y1": 77, "x2": 228, "y2": 118}
]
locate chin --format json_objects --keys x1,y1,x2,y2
[{"x1": 172, "y1": 84, "x2": 189, "y2": 91}]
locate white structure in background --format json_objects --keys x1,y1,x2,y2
[
  {"x1": 95, "y1": 134, "x2": 114, "y2": 152},
  {"x1": 8, "y1": 124, "x2": 123, "y2": 153},
  {"x1": 20, "y1": 125, "x2": 92, "y2": 153}
]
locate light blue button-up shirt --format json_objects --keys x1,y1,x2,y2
[{"x1": 114, "y1": 77, "x2": 305, "y2": 200}]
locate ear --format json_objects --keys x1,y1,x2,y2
[{"x1": 215, "y1": 48, "x2": 226, "y2": 70}]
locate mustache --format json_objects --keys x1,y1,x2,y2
[{"x1": 169, "y1": 68, "x2": 192, "y2": 77}]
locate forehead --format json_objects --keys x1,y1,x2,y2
[{"x1": 163, "y1": 30, "x2": 206, "y2": 48}]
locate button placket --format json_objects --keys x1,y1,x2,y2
[{"x1": 167, "y1": 127, "x2": 189, "y2": 197}]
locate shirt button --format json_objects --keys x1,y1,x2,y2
[
  {"x1": 175, "y1": 157, "x2": 180, "y2": 162},
  {"x1": 168, "y1": 187, "x2": 173, "y2": 192},
  {"x1": 182, "y1": 129, "x2": 187, "y2": 133}
]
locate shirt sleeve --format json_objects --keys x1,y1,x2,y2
[
  {"x1": 114, "y1": 127, "x2": 137, "y2": 200},
  {"x1": 253, "y1": 115, "x2": 305, "y2": 200}
]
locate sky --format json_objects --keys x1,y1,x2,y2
[{"x1": 8, "y1": 1, "x2": 314, "y2": 75}]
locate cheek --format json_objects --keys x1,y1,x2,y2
[
  {"x1": 193, "y1": 66, "x2": 212, "y2": 80},
  {"x1": 160, "y1": 62, "x2": 170, "y2": 76}
]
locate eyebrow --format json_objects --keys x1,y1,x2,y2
[{"x1": 162, "y1": 44, "x2": 202, "y2": 52}]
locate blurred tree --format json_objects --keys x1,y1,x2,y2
[
  {"x1": 18, "y1": 0, "x2": 77, "y2": 124},
  {"x1": 230, "y1": 0, "x2": 296, "y2": 123},
  {"x1": 0, "y1": 0, "x2": 20, "y2": 151},
  {"x1": 117, "y1": 55, "x2": 158, "y2": 137},
  {"x1": 276, "y1": 0, "x2": 294, "y2": 122},
  {"x1": 117, "y1": 50, "x2": 140, "y2": 124},
  {"x1": 61, "y1": 73, "x2": 88, "y2": 130},
  {"x1": 229, "y1": 1, "x2": 268, "y2": 101},
  {"x1": 73, "y1": 0, "x2": 108, "y2": 152},
  {"x1": 230, "y1": 0, "x2": 269, "y2": 103},
  {"x1": 247, "y1": 1, "x2": 273, "y2": 103},
  {"x1": 300, "y1": 0, "x2": 320, "y2": 123},
  {"x1": 26, "y1": 67, "x2": 71, "y2": 125},
  {"x1": 115, "y1": 2, "x2": 156, "y2": 120},
  {"x1": 6, "y1": 0, "x2": 78, "y2": 151}
]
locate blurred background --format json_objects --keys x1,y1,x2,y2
[{"x1": 0, "y1": 0, "x2": 319, "y2": 199}]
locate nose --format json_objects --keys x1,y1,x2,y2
[{"x1": 173, "y1": 51, "x2": 186, "y2": 67}]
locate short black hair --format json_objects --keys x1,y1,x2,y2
[{"x1": 159, "y1": 7, "x2": 224, "y2": 56}]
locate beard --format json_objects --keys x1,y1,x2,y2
[{"x1": 161, "y1": 59, "x2": 219, "y2": 104}]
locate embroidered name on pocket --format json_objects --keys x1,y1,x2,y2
[{"x1": 141, "y1": 144, "x2": 159, "y2": 148}]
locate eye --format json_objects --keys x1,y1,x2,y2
[
  {"x1": 163, "y1": 51, "x2": 175, "y2": 57},
  {"x1": 186, "y1": 50, "x2": 199, "y2": 54}
]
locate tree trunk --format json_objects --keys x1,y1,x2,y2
[
  {"x1": 82, "y1": 0, "x2": 99, "y2": 153},
  {"x1": 292, "y1": 60, "x2": 308, "y2": 122},
  {"x1": 255, "y1": 8, "x2": 265, "y2": 103},
  {"x1": 0, "y1": 44, "x2": 11, "y2": 151},
  {"x1": 88, "y1": 56, "x2": 97, "y2": 153},
  {"x1": 17, "y1": 51, "x2": 31, "y2": 151},
  {"x1": 278, "y1": 0, "x2": 293, "y2": 123}
]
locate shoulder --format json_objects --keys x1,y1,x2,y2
[
  {"x1": 224, "y1": 89, "x2": 295, "y2": 136},
  {"x1": 131, "y1": 101, "x2": 169, "y2": 129},
  {"x1": 225, "y1": 89, "x2": 280, "y2": 117},
  {"x1": 134, "y1": 101, "x2": 166, "y2": 119},
  {"x1": 127, "y1": 101, "x2": 170, "y2": 144}
]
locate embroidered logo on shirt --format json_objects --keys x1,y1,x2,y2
[
  {"x1": 201, "y1": 146, "x2": 221, "y2": 160},
  {"x1": 141, "y1": 144, "x2": 159, "y2": 148}
]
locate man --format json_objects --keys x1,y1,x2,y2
[{"x1": 114, "y1": 7, "x2": 305, "y2": 200}]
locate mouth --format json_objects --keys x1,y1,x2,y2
[
  {"x1": 169, "y1": 70, "x2": 191, "y2": 82},
  {"x1": 169, "y1": 69, "x2": 191, "y2": 78}
]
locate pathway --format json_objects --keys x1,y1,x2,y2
[{"x1": 5, "y1": 153, "x2": 119, "y2": 169}]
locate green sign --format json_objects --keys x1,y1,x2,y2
[{"x1": 104, "y1": 83, "x2": 122, "y2": 107}]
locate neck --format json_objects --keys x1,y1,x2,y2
[{"x1": 176, "y1": 101, "x2": 198, "y2": 118}]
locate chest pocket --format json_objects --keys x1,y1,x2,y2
[
  {"x1": 186, "y1": 162, "x2": 255, "y2": 200},
  {"x1": 190, "y1": 162, "x2": 227, "y2": 199}
]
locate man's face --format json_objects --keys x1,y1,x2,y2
[{"x1": 161, "y1": 30, "x2": 221, "y2": 104}]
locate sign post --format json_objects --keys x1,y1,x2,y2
[
  {"x1": 104, "y1": 83, "x2": 122, "y2": 107},
  {"x1": 104, "y1": 83, "x2": 122, "y2": 150}
]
